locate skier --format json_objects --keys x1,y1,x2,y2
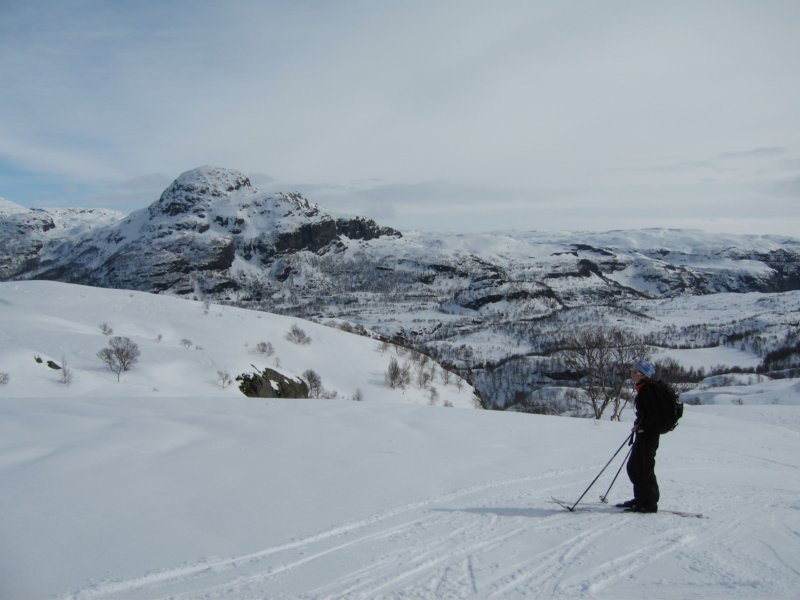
[{"x1": 617, "y1": 360, "x2": 661, "y2": 513}]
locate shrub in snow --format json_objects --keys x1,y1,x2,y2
[
  {"x1": 97, "y1": 337, "x2": 141, "y2": 382},
  {"x1": 286, "y1": 324, "x2": 311, "y2": 345},
  {"x1": 180, "y1": 338, "x2": 193, "y2": 349},
  {"x1": 428, "y1": 387, "x2": 439, "y2": 406},
  {"x1": 255, "y1": 341, "x2": 274, "y2": 356},
  {"x1": 99, "y1": 322, "x2": 113, "y2": 336},
  {"x1": 440, "y1": 369, "x2": 452, "y2": 386},
  {"x1": 0, "y1": 372, "x2": 8, "y2": 385},
  {"x1": 217, "y1": 370, "x2": 232, "y2": 388},
  {"x1": 385, "y1": 357, "x2": 411, "y2": 389}
]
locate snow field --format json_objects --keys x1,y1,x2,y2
[
  {"x1": 1, "y1": 281, "x2": 799, "y2": 599},
  {"x1": 1, "y1": 397, "x2": 799, "y2": 599}
]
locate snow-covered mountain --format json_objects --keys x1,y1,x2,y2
[
  {"x1": 0, "y1": 197, "x2": 124, "y2": 281},
  {"x1": 4, "y1": 166, "x2": 799, "y2": 302},
  {"x1": 1, "y1": 167, "x2": 400, "y2": 294},
  {"x1": 3, "y1": 166, "x2": 800, "y2": 407}
]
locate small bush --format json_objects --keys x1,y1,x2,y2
[
  {"x1": 99, "y1": 322, "x2": 113, "y2": 336},
  {"x1": 286, "y1": 324, "x2": 311, "y2": 345},
  {"x1": 0, "y1": 372, "x2": 9, "y2": 385},
  {"x1": 217, "y1": 370, "x2": 232, "y2": 388},
  {"x1": 428, "y1": 387, "x2": 439, "y2": 406},
  {"x1": 255, "y1": 341, "x2": 275, "y2": 356}
]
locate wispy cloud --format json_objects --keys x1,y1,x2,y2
[{"x1": 716, "y1": 147, "x2": 787, "y2": 160}]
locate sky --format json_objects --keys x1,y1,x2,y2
[{"x1": 1, "y1": 0, "x2": 799, "y2": 235}]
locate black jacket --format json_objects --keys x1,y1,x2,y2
[{"x1": 634, "y1": 380, "x2": 660, "y2": 434}]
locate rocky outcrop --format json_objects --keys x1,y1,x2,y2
[
  {"x1": 759, "y1": 249, "x2": 800, "y2": 292},
  {"x1": 236, "y1": 367, "x2": 309, "y2": 398}
]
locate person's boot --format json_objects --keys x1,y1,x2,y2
[
  {"x1": 615, "y1": 499, "x2": 637, "y2": 508},
  {"x1": 626, "y1": 504, "x2": 658, "y2": 513}
]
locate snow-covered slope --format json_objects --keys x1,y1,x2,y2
[
  {"x1": 0, "y1": 281, "x2": 475, "y2": 408},
  {"x1": 1, "y1": 283, "x2": 799, "y2": 599}
]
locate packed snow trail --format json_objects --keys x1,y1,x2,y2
[
  {"x1": 60, "y1": 470, "x2": 795, "y2": 600},
  {"x1": 1, "y1": 398, "x2": 797, "y2": 599}
]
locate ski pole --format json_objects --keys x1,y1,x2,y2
[
  {"x1": 565, "y1": 432, "x2": 634, "y2": 512},
  {"x1": 599, "y1": 444, "x2": 633, "y2": 504}
]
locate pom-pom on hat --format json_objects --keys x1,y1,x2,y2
[{"x1": 633, "y1": 360, "x2": 656, "y2": 378}]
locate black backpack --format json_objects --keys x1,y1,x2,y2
[{"x1": 650, "y1": 380, "x2": 683, "y2": 434}]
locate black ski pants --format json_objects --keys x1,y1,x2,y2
[{"x1": 627, "y1": 431, "x2": 660, "y2": 508}]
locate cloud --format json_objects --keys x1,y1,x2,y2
[
  {"x1": 1, "y1": 1, "x2": 799, "y2": 235},
  {"x1": 716, "y1": 147, "x2": 787, "y2": 160}
]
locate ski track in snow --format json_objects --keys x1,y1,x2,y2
[{"x1": 60, "y1": 472, "x2": 798, "y2": 600}]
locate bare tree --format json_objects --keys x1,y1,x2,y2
[
  {"x1": 302, "y1": 369, "x2": 323, "y2": 397},
  {"x1": 560, "y1": 326, "x2": 648, "y2": 420},
  {"x1": 98, "y1": 336, "x2": 141, "y2": 381},
  {"x1": 385, "y1": 357, "x2": 411, "y2": 389},
  {"x1": 59, "y1": 355, "x2": 74, "y2": 385}
]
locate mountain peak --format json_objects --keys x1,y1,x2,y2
[
  {"x1": 173, "y1": 166, "x2": 252, "y2": 194},
  {"x1": 150, "y1": 166, "x2": 253, "y2": 217}
]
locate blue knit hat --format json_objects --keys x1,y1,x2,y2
[{"x1": 634, "y1": 360, "x2": 656, "y2": 378}]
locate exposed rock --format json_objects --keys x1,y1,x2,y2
[{"x1": 236, "y1": 367, "x2": 309, "y2": 399}]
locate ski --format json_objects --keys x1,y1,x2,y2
[
  {"x1": 655, "y1": 509, "x2": 707, "y2": 519},
  {"x1": 551, "y1": 497, "x2": 576, "y2": 511},
  {"x1": 551, "y1": 497, "x2": 706, "y2": 519}
]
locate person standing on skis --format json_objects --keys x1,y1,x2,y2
[{"x1": 617, "y1": 360, "x2": 661, "y2": 513}]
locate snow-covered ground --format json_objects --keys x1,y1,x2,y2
[{"x1": 2, "y1": 282, "x2": 799, "y2": 599}]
